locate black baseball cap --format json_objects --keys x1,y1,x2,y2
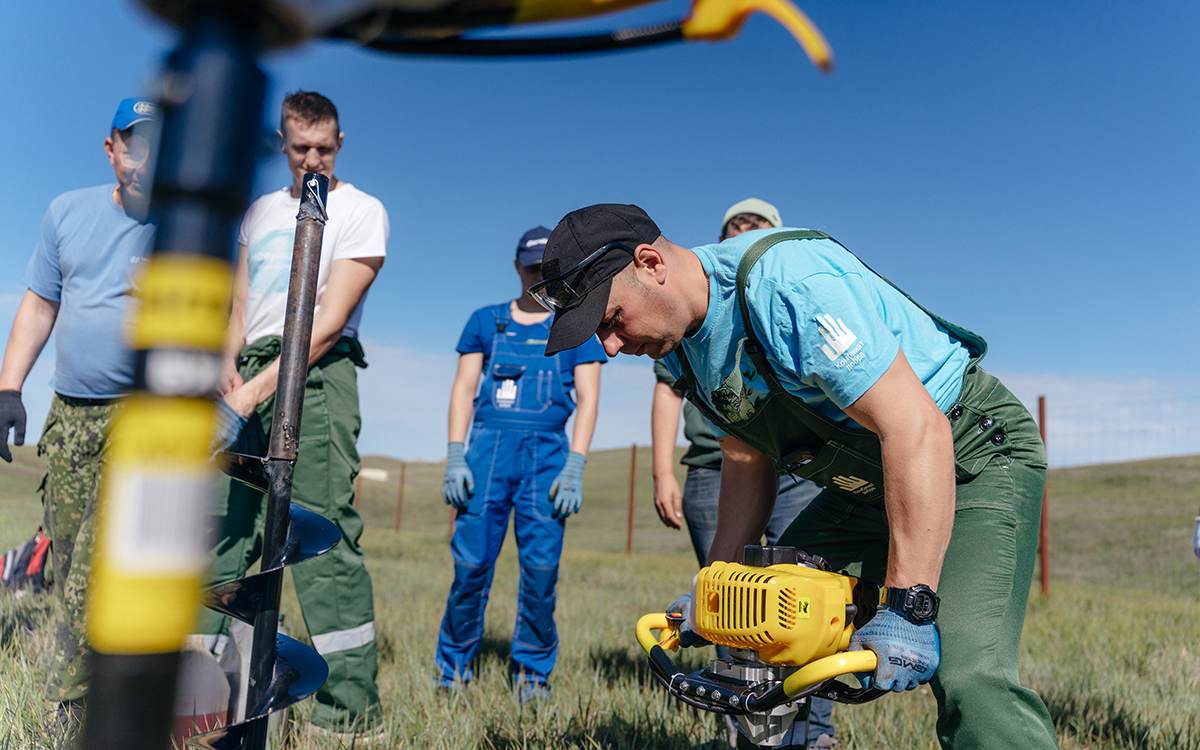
[{"x1": 537, "y1": 204, "x2": 661, "y2": 355}]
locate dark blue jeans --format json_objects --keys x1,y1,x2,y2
[{"x1": 681, "y1": 467, "x2": 835, "y2": 745}]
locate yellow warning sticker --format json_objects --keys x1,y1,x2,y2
[
  {"x1": 128, "y1": 255, "x2": 231, "y2": 350},
  {"x1": 86, "y1": 395, "x2": 216, "y2": 652}
]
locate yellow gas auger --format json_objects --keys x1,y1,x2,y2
[{"x1": 637, "y1": 546, "x2": 888, "y2": 746}]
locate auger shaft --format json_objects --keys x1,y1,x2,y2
[{"x1": 241, "y1": 173, "x2": 328, "y2": 750}]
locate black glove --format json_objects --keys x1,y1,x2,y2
[{"x1": 0, "y1": 390, "x2": 27, "y2": 463}]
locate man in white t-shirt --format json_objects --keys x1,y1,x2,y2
[{"x1": 203, "y1": 91, "x2": 388, "y2": 740}]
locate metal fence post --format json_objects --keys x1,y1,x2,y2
[
  {"x1": 394, "y1": 463, "x2": 406, "y2": 533},
  {"x1": 626, "y1": 443, "x2": 637, "y2": 555},
  {"x1": 1038, "y1": 395, "x2": 1050, "y2": 595}
]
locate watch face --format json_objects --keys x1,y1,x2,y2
[{"x1": 912, "y1": 592, "x2": 936, "y2": 619}]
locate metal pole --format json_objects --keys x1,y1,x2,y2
[
  {"x1": 81, "y1": 8, "x2": 266, "y2": 750},
  {"x1": 627, "y1": 443, "x2": 637, "y2": 555},
  {"x1": 1038, "y1": 395, "x2": 1050, "y2": 595},
  {"x1": 394, "y1": 463, "x2": 405, "y2": 533},
  {"x1": 354, "y1": 472, "x2": 363, "y2": 510},
  {"x1": 449, "y1": 507, "x2": 456, "y2": 544},
  {"x1": 241, "y1": 172, "x2": 328, "y2": 750}
]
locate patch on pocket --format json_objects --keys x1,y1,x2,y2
[
  {"x1": 830, "y1": 475, "x2": 876, "y2": 495},
  {"x1": 709, "y1": 338, "x2": 768, "y2": 424}
]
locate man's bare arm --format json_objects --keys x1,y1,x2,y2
[
  {"x1": 651, "y1": 381, "x2": 685, "y2": 529},
  {"x1": 707, "y1": 435, "x2": 777, "y2": 564},
  {"x1": 224, "y1": 256, "x2": 384, "y2": 416},
  {"x1": 568, "y1": 362, "x2": 601, "y2": 456},
  {"x1": 843, "y1": 348, "x2": 955, "y2": 591},
  {"x1": 0, "y1": 291, "x2": 60, "y2": 391},
  {"x1": 218, "y1": 244, "x2": 249, "y2": 395}
]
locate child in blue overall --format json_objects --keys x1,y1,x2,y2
[{"x1": 436, "y1": 226, "x2": 606, "y2": 700}]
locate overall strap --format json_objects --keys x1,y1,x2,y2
[
  {"x1": 735, "y1": 230, "x2": 831, "y2": 393},
  {"x1": 494, "y1": 304, "x2": 510, "y2": 334},
  {"x1": 670, "y1": 348, "x2": 730, "y2": 428}
]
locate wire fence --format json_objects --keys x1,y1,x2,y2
[{"x1": 1042, "y1": 392, "x2": 1200, "y2": 468}]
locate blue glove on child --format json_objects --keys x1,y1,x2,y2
[
  {"x1": 549, "y1": 451, "x2": 586, "y2": 519},
  {"x1": 210, "y1": 397, "x2": 248, "y2": 456},
  {"x1": 849, "y1": 606, "x2": 940, "y2": 692},
  {"x1": 443, "y1": 442, "x2": 474, "y2": 510}
]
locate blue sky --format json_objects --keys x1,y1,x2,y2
[{"x1": 2, "y1": 0, "x2": 1197, "y2": 463}]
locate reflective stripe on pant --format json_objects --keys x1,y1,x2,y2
[
  {"x1": 436, "y1": 426, "x2": 567, "y2": 683},
  {"x1": 199, "y1": 341, "x2": 380, "y2": 730},
  {"x1": 777, "y1": 382, "x2": 1057, "y2": 750},
  {"x1": 39, "y1": 394, "x2": 119, "y2": 702}
]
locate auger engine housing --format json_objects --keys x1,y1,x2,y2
[{"x1": 637, "y1": 546, "x2": 888, "y2": 747}]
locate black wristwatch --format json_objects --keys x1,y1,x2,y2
[{"x1": 883, "y1": 584, "x2": 940, "y2": 624}]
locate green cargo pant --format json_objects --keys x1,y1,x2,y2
[
  {"x1": 198, "y1": 336, "x2": 381, "y2": 730},
  {"x1": 39, "y1": 393, "x2": 121, "y2": 703},
  {"x1": 779, "y1": 368, "x2": 1058, "y2": 750}
]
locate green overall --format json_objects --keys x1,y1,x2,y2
[
  {"x1": 673, "y1": 231, "x2": 1057, "y2": 750},
  {"x1": 198, "y1": 336, "x2": 381, "y2": 731}
]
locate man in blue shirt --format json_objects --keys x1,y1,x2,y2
[
  {"x1": 0, "y1": 98, "x2": 159, "y2": 735},
  {"x1": 436, "y1": 226, "x2": 606, "y2": 701},
  {"x1": 531, "y1": 204, "x2": 1057, "y2": 750},
  {"x1": 651, "y1": 198, "x2": 835, "y2": 748}
]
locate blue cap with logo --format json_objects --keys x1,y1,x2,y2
[
  {"x1": 516, "y1": 226, "x2": 552, "y2": 266},
  {"x1": 112, "y1": 98, "x2": 161, "y2": 131}
]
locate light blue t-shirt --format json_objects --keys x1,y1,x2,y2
[
  {"x1": 22, "y1": 184, "x2": 155, "y2": 398},
  {"x1": 662, "y1": 228, "x2": 970, "y2": 433}
]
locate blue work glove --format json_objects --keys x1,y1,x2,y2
[
  {"x1": 0, "y1": 390, "x2": 26, "y2": 463},
  {"x1": 549, "y1": 451, "x2": 586, "y2": 519},
  {"x1": 1193, "y1": 517, "x2": 1200, "y2": 560},
  {"x1": 443, "y1": 442, "x2": 474, "y2": 510},
  {"x1": 209, "y1": 397, "x2": 248, "y2": 456},
  {"x1": 666, "y1": 593, "x2": 711, "y2": 648},
  {"x1": 849, "y1": 606, "x2": 940, "y2": 692}
]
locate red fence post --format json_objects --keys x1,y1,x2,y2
[
  {"x1": 354, "y1": 473, "x2": 362, "y2": 511},
  {"x1": 1038, "y1": 395, "x2": 1050, "y2": 595},
  {"x1": 627, "y1": 443, "x2": 637, "y2": 555},
  {"x1": 394, "y1": 462, "x2": 406, "y2": 533}
]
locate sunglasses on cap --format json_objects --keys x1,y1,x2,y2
[{"x1": 528, "y1": 242, "x2": 636, "y2": 313}]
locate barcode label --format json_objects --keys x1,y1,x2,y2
[{"x1": 103, "y1": 468, "x2": 214, "y2": 574}]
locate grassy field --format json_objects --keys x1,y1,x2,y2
[{"x1": 1, "y1": 448, "x2": 1198, "y2": 749}]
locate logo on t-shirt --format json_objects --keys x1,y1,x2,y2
[{"x1": 817, "y1": 314, "x2": 858, "y2": 361}]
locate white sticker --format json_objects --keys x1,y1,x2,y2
[
  {"x1": 144, "y1": 349, "x2": 223, "y2": 397},
  {"x1": 102, "y1": 468, "x2": 215, "y2": 574}
]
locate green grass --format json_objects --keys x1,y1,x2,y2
[
  {"x1": 0, "y1": 445, "x2": 48, "y2": 553},
  {"x1": 1, "y1": 449, "x2": 1199, "y2": 748}
]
